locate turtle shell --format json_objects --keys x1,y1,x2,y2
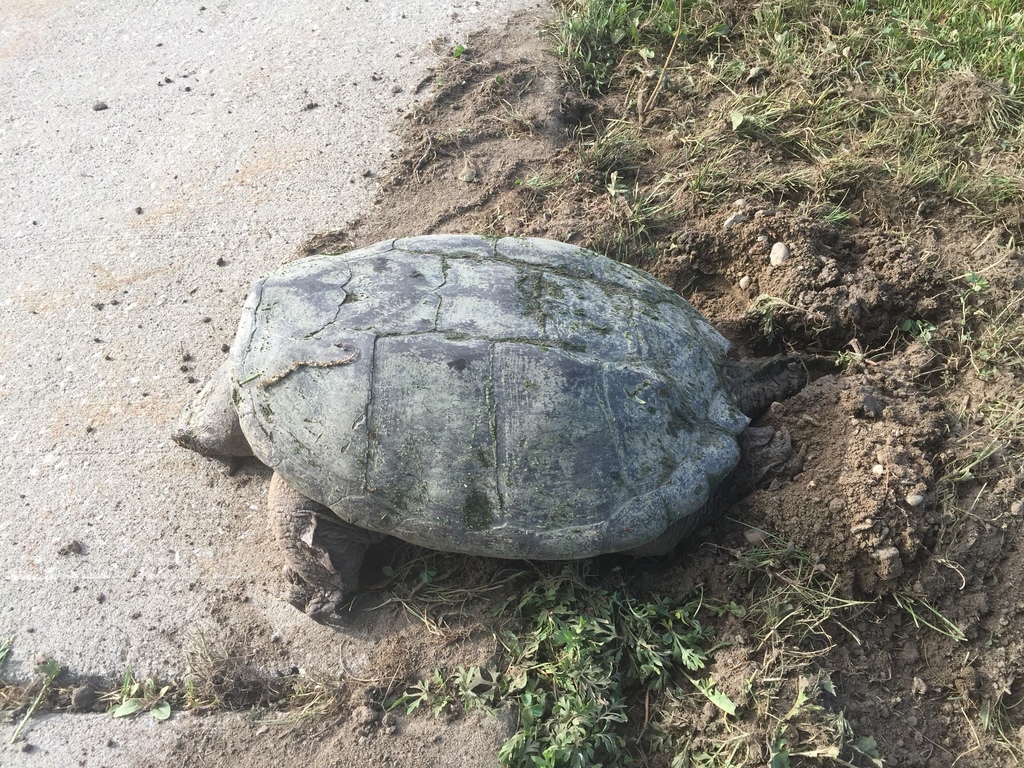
[{"x1": 229, "y1": 235, "x2": 748, "y2": 559}]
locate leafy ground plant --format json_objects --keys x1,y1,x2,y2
[
  {"x1": 103, "y1": 667, "x2": 172, "y2": 721},
  {"x1": 391, "y1": 564, "x2": 721, "y2": 767},
  {"x1": 388, "y1": 538, "x2": 890, "y2": 768}
]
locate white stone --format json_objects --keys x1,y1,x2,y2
[
  {"x1": 769, "y1": 242, "x2": 790, "y2": 266},
  {"x1": 724, "y1": 211, "x2": 749, "y2": 228}
]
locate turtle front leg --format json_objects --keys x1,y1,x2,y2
[{"x1": 268, "y1": 473, "x2": 378, "y2": 622}]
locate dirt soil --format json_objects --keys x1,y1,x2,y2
[{"x1": 153, "y1": 12, "x2": 1024, "y2": 768}]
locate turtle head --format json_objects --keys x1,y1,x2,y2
[{"x1": 173, "y1": 361, "x2": 253, "y2": 458}]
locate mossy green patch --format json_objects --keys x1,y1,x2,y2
[{"x1": 461, "y1": 488, "x2": 494, "y2": 531}]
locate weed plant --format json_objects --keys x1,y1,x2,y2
[{"x1": 393, "y1": 563, "x2": 719, "y2": 767}]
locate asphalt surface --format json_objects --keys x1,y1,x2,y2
[{"x1": 0, "y1": 0, "x2": 543, "y2": 762}]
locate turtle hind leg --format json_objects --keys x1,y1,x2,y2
[
  {"x1": 268, "y1": 473, "x2": 378, "y2": 622},
  {"x1": 626, "y1": 426, "x2": 798, "y2": 558},
  {"x1": 722, "y1": 357, "x2": 808, "y2": 419}
]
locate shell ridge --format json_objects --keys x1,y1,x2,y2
[
  {"x1": 363, "y1": 334, "x2": 380, "y2": 501},
  {"x1": 486, "y1": 340, "x2": 503, "y2": 526}
]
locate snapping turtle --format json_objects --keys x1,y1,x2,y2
[{"x1": 175, "y1": 235, "x2": 804, "y2": 619}]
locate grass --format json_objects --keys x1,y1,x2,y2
[
  {"x1": 672, "y1": 535, "x2": 879, "y2": 767},
  {"x1": 381, "y1": 542, "x2": 897, "y2": 768},
  {"x1": 553, "y1": 0, "x2": 1024, "y2": 229},
  {"x1": 7, "y1": 658, "x2": 60, "y2": 744},
  {"x1": 390, "y1": 563, "x2": 719, "y2": 767},
  {"x1": 0, "y1": 633, "x2": 347, "y2": 734},
  {"x1": 0, "y1": 543, "x2": 977, "y2": 767},
  {"x1": 896, "y1": 255, "x2": 1024, "y2": 486}
]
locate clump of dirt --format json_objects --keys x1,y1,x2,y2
[
  {"x1": 740, "y1": 349, "x2": 948, "y2": 595},
  {"x1": 650, "y1": 214, "x2": 948, "y2": 354}
]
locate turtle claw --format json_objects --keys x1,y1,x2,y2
[{"x1": 282, "y1": 566, "x2": 346, "y2": 623}]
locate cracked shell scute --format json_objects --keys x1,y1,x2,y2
[{"x1": 229, "y1": 235, "x2": 748, "y2": 559}]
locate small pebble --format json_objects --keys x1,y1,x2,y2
[
  {"x1": 912, "y1": 677, "x2": 928, "y2": 695},
  {"x1": 871, "y1": 464, "x2": 884, "y2": 476},
  {"x1": 828, "y1": 498, "x2": 845, "y2": 513},
  {"x1": 738, "y1": 275, "x2": 751, "y2": 290},
  {"x1": 92, "y1": 101, "x2": 108, "y2": 111},
  {"x1": 732, "y1": 198, "x2": 748, "y2": 209},
  {"x1": 905, "y1": 493, "x2": 925, "y2": 507},
  {"x1": 70, "y1": 685, "x2": 97, "y2": 711},
  {"x1": 1011, "y1": 500, "x2": 1023, "y2": 516},
  {"x1": 724, "y1": 212, "x2": 749, "y2": 228},
  {"x1": 743, "y1": 529, "x2": 767, "y2": 545},
  {"x1": 769, "y1": 242, "x2": 789, "y2": 266},
  {"x1": 56, "y1": 539, "x2": 83, "y2": 556}
]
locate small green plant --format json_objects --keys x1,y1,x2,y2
[
  {"x1": 761, "y1": 674, "x2": 884, "y2": 768},
  {"x1": 495, "y1": 570, "x2": 716, "y2": 767},
  {"x1": 391, "y1": 669, "x2": 454, "y2": 718},
  {"x1": 9, "y1": 658, "x2": 60, "y2": 744},
  {"x1": 104, "y1": 667, "x2": 173, "y2": 721},
  {"x1": 390, "y1": 564, "x2": 718, "y2": 768},
  {"x1": 900, "y1": 318, "x2": 937, "y2": 345}
]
